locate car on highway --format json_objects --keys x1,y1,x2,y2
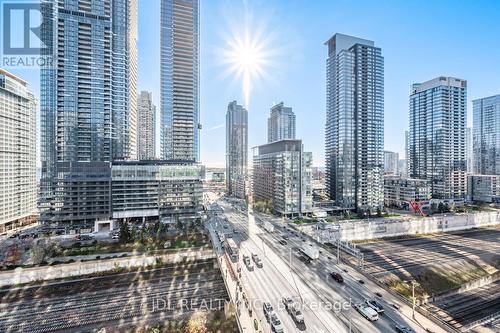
[
  {"x1": 288, "y1": 303, "x2": 304, "y2": 323},
  {"x1": 330, "y1": 272, "x2": 344, "y2": 283},
  {"x1": 243, "y1": 256, "x2": 254, "y2": 271},
  {"x1": 358, "y1": 279, "x2": 365, "y2": 284},
  {"x1": 252, "y1": 254, "x2": 263, "y2": 268},
  {"x1": 263, "y1": 302, "x2": 273, "y2": 320},
  {"x1": 270, "y1": 312, "x2": 284, "y2": 333},
  {"x1": 395, "y1": 325, "x2": 415, "y2": 333},
  {"x1": 281, "y1": 297, "x2": 294, "y2": 311},
  {"x1": 365, "y1": 299, "x2": 384, "y2": 313},
  {"x1": 279, "y1": 239, "x2": 287, "y2": 245},
  {"x1": 354, "y1": 303, "x2": 379, "y2": 321}
]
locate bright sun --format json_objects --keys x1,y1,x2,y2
[{"x1": 222, "y1": 28, "x2": 271, "y2": 109}]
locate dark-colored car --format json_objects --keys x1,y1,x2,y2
[
  {"x1": 395, "y1": 325, "x2": 415, "y2": 333},
  {"x1": 365, "y1": 299, "x2": 384, "y2": 313},
  {"x1": 330, "y1": 272, "x2": 344, "y2": 283},
  {"x1": 279, "y1": 239, "x2": 287, "y2": 245}
]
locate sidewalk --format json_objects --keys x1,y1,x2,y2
[{"x1": 207, "y1": 221, "x2": 257, "y2": 333}]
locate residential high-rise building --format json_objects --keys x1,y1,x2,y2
[
  {"x1": 40, "y1": 0, "x2": 138, "y2": 227},
  {"x1": 467, "y1": 127, "x2": 473, "y2": 173},
  {"x1": 472, "y1": 94, "x2": 500, "y2": 175},
  {"x1": 398, "y1": 159, "x2": 408, "y2": 178},
  {"x1": 384, "y1": 151, "x2": 399, "y2": 175},
  {"x1": 405, "y1": 130, "x2": 410, "y2": 176},
  {"x1": 409, "y1": 77, "x2": 467, "y2": 199},
  {"x1": 160, "y1": 0, "x2": 200, "y2": 161},
  {"x1": 226, "y1": 101, "x2": 248, "y2": 198},
  {"x1": 252, "y1": 140, "x2": 312, "y2": 216},
  {"x1": 0, "y1": 70, "x2": 37, "y2": 233},
  {"x1": 267, "y1": 102, "x2": 296, "y2": 143},
  {"x1": 137, "y1": 91, "x2": 156, "y2": 160},
  {"x1": 325, "y1": 33, "x2": 384, "y2": 212}
]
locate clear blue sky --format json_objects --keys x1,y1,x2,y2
[{"x1": 10, "y1": 0, "x2": 500, "y2": 167}]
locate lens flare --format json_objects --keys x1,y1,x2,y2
[{"x1": 219, "y1": 21, "x2": 276, "y2": 109}]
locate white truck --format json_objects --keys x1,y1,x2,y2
[
  {"x1": 299, "y1": 245, "x2": 320, "y2": 261},
  {"x1": 263, "y1": 221, "x2": 275, "y2": 233}
]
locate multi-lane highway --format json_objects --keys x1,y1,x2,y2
[{"x1": 212, "y1": 197, "x2": 448, "y2": 333}]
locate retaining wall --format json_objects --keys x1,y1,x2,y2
[
  {"x1": 337, "y1": 211, "x2": 499, "y2": 241},
  {"x1": 0, "y1": 248, "x2": 216, "y2": 288}
]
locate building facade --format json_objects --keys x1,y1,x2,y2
[
  {"x1": 252, "y1": 140, "x2": 312, "y2": 216},
  {"x1": 384, "y1": 176, "x2": 431, "y2": 209},
  {"x1": 40, "y1": 0, "x2": 138, "y2": 226},
  {"x1": 111, "y1": 161, "x2": 204, "y2": 223},
  {"x1": 0, "y1": 70, "x2": 37, "y2": 233},
  {"x1": 325, "y1": 33, "x2": 384, "y2": 212},
  {"x1": 226, "y1": 101, "x2": 247, "y2": 198},
  {"x1": 267, "y1": 102, "x2": 296, "y2": 143},
  {"x1": 384, "y1": 151, "x2": 399, "y2": 175},
  {"x1": 467, "y1": 175, "x2": 500, "y2": 204},
  {"x1": 472, "y1": 94, "x2": 500, "y2": 175},
  {"x1": 467, "y1": 127, "x2": 473, "y2": 174},
  {"x1": 137, "y1": 91, "x2": 156, "y2": 160},
  {"x1": 409, "y1": 77, "x2": 467, "y2": 199},
  {"x1": 160, "y1": 0, "x2": 200, "y2": 161}
]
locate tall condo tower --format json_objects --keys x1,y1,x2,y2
[
  {"x1": 137, "y1": 91, "x2": 157, "y2": 160},
  {"x1": 324, "y1": 33, "x2": 384, "y2": 212},
  {"x1": 226, "y1": 101, "x2": 248, "y2": 198},
  {"x1": 472, "y1": 94, "x2": 500, "y2": 175},
  {"x1": 40, "y1": 0, "x2": 138, "y2": 227},
  {"x1": 267, "y1": 102, "x2": 296, "y2": 143},
  {"x1": 160, "y1": 0, "x2": 200, "y2": 161},
  {"x1": 0, "y1": 70, "x2": 37, "y2": 233},
  {"x1": 409, "y1": 76, "x2": 467, "y2": 199}
]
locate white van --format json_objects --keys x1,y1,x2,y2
[{"x1": 354, "y1": 303, "x2": 379, "y2": 321}]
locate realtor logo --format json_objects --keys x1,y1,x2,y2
[{"x1": 1, "y1": 0, "x2": 53, "y2": 68}]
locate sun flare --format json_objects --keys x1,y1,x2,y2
[{"x1": 221, "y1": 27, "x2": 272, "y2": 108}]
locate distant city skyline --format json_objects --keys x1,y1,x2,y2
[{"x1": 8, "y1": 0, "x2": 500, "y2": 167}]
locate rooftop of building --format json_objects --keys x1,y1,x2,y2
[{"x1": 411, "y1": 76, "x2": 467, "y2": 94}]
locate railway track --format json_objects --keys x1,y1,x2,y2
[
  {"x1": 359, "y1": 228, "x2": 500, "y2": 277},
  {"x1": 428, "y1": 281, "x2": 500, "y2": 328},
  {"x1": 0, "y1": 259, "x2": 229, "y2": 332}
]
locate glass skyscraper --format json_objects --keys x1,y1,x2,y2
[
  {"x1": 0, "y1": 70, "x2": 37, "y2": 233},
  {"x1": 325, "y1": 33, "x2": 384, "y2": 212},
  {"x1": 160, "y1": 0, "x2": 200, "y2": 162},
  {"x1": 137, "y1": 91, "x2": 156, "y2": 160},
  {"x1": 226, "y1": 101, "x2": 248, "y2": 199},
  {"x1": 409, "y1": 77, "x2": 467, "y2": 199},
  {"x1": 40, "y1": 0, "x2": 138, "y2": 226},
  {"x1": 472, "y1": 94, "x2": 500, "y2": 175},
  {"x1": 267, "y1": 102, "x2": 296, "y2": 143}
]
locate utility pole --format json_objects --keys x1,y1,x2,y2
[
  {"x1": 337, "y1": 238, "x2": 340, "y2": 262},
  {"x1": 411, "y1": 280, "x2": 419, "y2": 319}
]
